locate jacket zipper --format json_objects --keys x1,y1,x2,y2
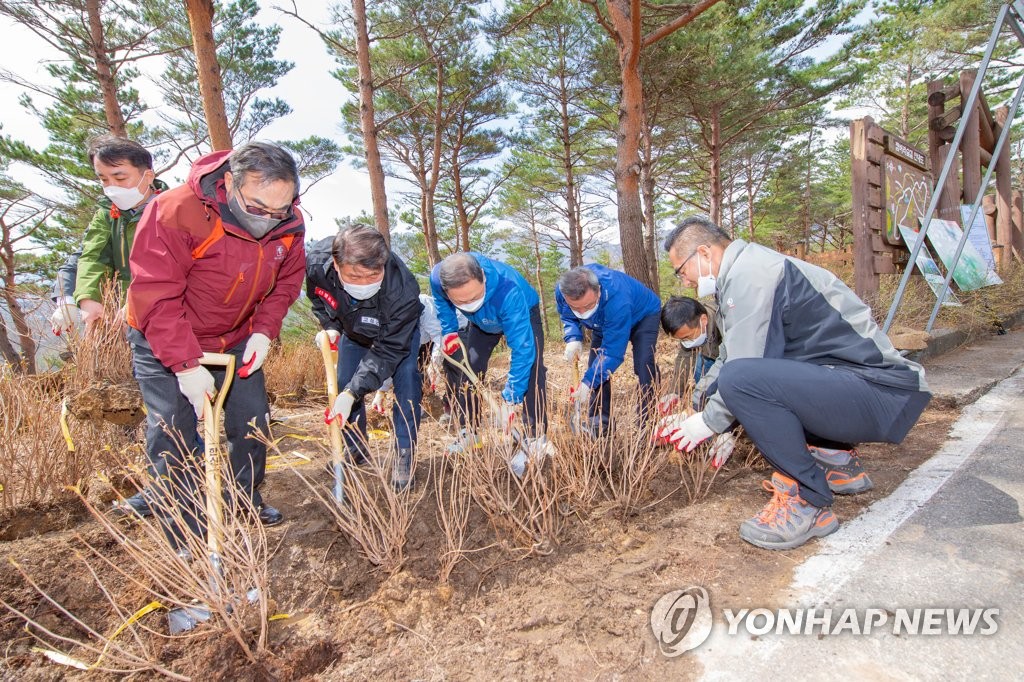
[
  {"x1": 230, "y1": 243, "x2": 263, "y2": 330},
  {"x1": 224, "y1": 272, "x2": 244, "y2": 304}
]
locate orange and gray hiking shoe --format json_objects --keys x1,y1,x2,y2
[
  {"x1": 739, "y1": 472, "x2": 839, "y2": 550},
  {"x1": 808, "y1": 445, "x2": 874, "y2": 494}
]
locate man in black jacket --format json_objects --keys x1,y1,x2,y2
[{"x1": 306, "y1": 224, "x2": 424, "y2": 490}]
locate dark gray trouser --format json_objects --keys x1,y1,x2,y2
[
  {"x1": 587, "y1": 311, "x2": 661, "y2": 430},
  {"x1": 716, "y1": 358, "x2": 931, "y2": 509},
  {"x1": 128, "y1": 328, "x2": 269, "y2": 548},
  {"x1": 445, "y1": 304, "x2": 547, "y2": 437}
]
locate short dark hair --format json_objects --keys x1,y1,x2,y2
[
  {"x1": 332, "y1": 223, "x2": 389, "y2": 271},
  {"x1": 661, "y1": 296, "x2": 706, "y2": 335},
  {"x1": 87, "y1": 135, "x2": 153, "y2": 171},
  {"x1": 557, "y1": 267, "x2": 600, "y2": 300},
  {"x1": 439, "y1": 252, "x2": 484, "y2": 289},
  {"x1": 663, "y1": 215, "x2": 731, "y2": 258},
  {"x1": 229, "y1": 141, "x2": 300, "y2": 192}
]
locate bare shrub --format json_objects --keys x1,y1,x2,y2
[
  {"x1": 264, "y1": 341, "x2": 323, "y2": 406},
  {"x1": 1, "y1": 427, "x2": 271, "y2": 676},
  {"x1": 431, "y1": 452, "x2": 472, "y2": 585}
]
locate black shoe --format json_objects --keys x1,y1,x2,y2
[
  {"x1": 112, "y1": 490, "x2": 154, "y2": 518},
  {"x1": 391, "y1": 448, "x2": 414, "y2": 492},
  {"x1": 258, "y1": 504, "x2": 284, "y2": 526}
]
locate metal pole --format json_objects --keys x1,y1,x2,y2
[
  {"x1": 925, "y1": 61, "x2": 1024, "y2": 332},
  {"x1": 881, "y1": 3, "x2": 1009, "y2": 333}
]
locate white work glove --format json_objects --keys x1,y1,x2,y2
[
  {"x1": 315, "y1": 329, "x2": 340, "y2": 351},
  {"x1": 371, "y1": 390, "x2": 387, "y2": 414},
  {"x1": 326, "y1": 390, "x2": 357, "y2": 425},
  {"x1": 665, "y1": 411, "x2": 715, "y2": 452},
  {"x1": 563, "y1": 340, "x2": 583, "y2": 363},
  {"x1": 570, "y1": 381, "x2": 591, "y2": 405},
  {"x1": 657, "y1": 393, "x2": 680, "y2": 416},
  {"x1": 239, "y1": 332, "x2": 271, "y2": 378},
  {"x1": 50, "y1": 297, "x2": 80, "y2": 336},
  {"x1": 708, "y1": 431, "x2": 738, "y2": 468},
  {"x1": 490, "y1": 400, "x2": 518, "y2": 432},
  {"x1": 176, "y1": 366, "x2": 216, "y2": 419}
]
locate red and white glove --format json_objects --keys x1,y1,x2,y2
[
  {"x1": 563, "y1": 340, "x2": 583, "y2": 363},
  {"x1": 442, "y1": 332, "x2": 461, "y2": 356},
  {"x1": 490, "y1": 400, "x2": 518, "y2": 432},
  {"x1": 326, "y1": 390, "x2": 357, "y2": 425},
  {"x1": 371, "y1": 390, "x2": 387, "y2": 414},
  {"x1": 663, "y1": 411, "x2": 715, "y2": 452},
  {"x1": 569, "y1": 382, "x2": 591, "y2": 405},
  {"x1": 238, "y1": 332, "x2": 271, "y2": 378},
  {"x1": 657, "y1": 393, "x2": 680, "y2": 416},
  {"x1": 50, "y1": 297, "x2": 80, "y2": 336},
  {"x1": 315, "y1": 329, "x2": 340, "y2": 351},
  {"x1": 176, "y1": 366, "x2": 216, "y2": 419}
]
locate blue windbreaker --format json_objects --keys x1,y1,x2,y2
[
  {"x1": 431, "y1": 253, "x2": 541, "y2": 404},
  {"x1": 556, "y1": 263, "x2": 661, "y2": 389}
]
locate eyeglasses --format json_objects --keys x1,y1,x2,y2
[
  {"x1": 674, "y1": 250, "x2": 698, "y2": 280},
  {"x1": 235, "y1": 188, "x2": 293, "y2": 221}
]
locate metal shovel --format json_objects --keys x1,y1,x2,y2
[
  {"x1": 318, "y1": 334, "x2": 346, "y2": 503},
  {"x1": 168, "y1": 352, "x2": 259, "y2": 633}
]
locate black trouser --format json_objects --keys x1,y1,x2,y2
[
  {"x1": 587, "y1": 311, "x2": 660, "y2": 430},
  {"x1": 445, "y1": 304, "x2": 547, "y2": 437},
  {"x1": 716, "y1": 358, "x2": 931, "y2": 508},
  {"x1": 129, "y1": 328, "x2": 269, "y2": 548}
]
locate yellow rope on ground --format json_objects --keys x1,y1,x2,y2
[{"x1": 59, "y1": 398, "x2": 75, "y2": 452}]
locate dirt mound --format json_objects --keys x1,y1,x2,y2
[{"x1": 68, "y1": 380, "x2": 145, "y2": 427}]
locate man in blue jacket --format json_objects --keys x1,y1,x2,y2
[
  {"x1": 431, "y1": 252, "x2": 548, "y2": 460},
  {"x1": 556, "y1": 265, "x2": 662, "y2": 434}
]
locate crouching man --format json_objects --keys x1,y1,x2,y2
[
  {"x1": 127, "y1": 142, "x2": 305, "y2": 556},
  {"x1": 306, "y1": 224, "x2": 423, "y2": 490},
  {"x1": 658, "y1": 216, "x2": 931, "y2": 551}
]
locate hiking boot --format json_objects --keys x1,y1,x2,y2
[
  {"x1": 346, "y1": 445, "x2": 370, "y2": 466},
  {"x1": 175, "y1": 546, "x2": 194, "y2": 563},
  {"x1": 392, "y1": 447, "x2": 414, "y2": 492},
  {"x1": 447, "y1": 428, "x2": 481, "y2": 455},
  {"x1": 739, "y1": 472, "x2": 839, "y2": 550},
  {"x1": 258, "y1": 504, "x2": 284, "y2": 527},
  {"x1": 509, "y1": 435, "x2": 556, "y2": 478},
  {"x1": 112, "y1": 489, "x2": 155, "y2": 518},
  {"x1": 808, "y1": 445, "x2": 874, "y2": 494}
]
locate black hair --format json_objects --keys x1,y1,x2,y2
[
  {"x1": 87, "y1": 135, "x2": 154, "y2": 171},
  {"x1": 661, "y1": 295, "x2": 707, "y2": 335}
]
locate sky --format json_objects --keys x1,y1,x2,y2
[{"x1": 0, "y1": 4, "x2": 383, "y2": 242}]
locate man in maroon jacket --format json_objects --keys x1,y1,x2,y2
[{"x1": 126, "y1": 142, "x2": 305, "y2": 556}]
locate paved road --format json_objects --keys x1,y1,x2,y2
[{"x1": 697, "y1": 367, "x2": 1024, "y2": 680}]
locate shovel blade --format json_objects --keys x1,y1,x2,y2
[{"x1": 167, "y1": 604, "x2": 211, "y2": 634}]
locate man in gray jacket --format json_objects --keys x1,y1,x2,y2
[{"x1": 658, "y1": 216, "x2": 931, "y2": 551}]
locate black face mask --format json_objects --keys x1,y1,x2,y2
[{"x1": 228, "y1": 192, "x2": 283, "y2": 239}]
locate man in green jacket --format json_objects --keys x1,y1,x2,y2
[{"x1": 50, "y1": 136, "x2": 168, "y2": 335}]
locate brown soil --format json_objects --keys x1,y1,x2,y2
[{"x1": 0, "y1": 344, "x2": 959, "y2": 681}]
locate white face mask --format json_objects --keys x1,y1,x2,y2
[
  {"x1": 696, "y1": 252, "x2": 717, "y2": 298},
  {"x1": 680, "y1": 320, "x2": 707, "y2": 349},
  {"x1": 343, "y1": 279, "x2": 383, "y2": 300},
  {"x1": 456, "y1": 295, "x2": 485, "y2": 313},
  {"x1": 575, "y1": 301, "x2": 599, "y2": 320},
  {"x1": 103, "y1": 175, "x2": 150, "y2": 211}
]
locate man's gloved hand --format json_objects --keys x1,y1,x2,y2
[
  {"x1": 50, "y1": 297, "x2": 80, "y2": 336},
  {"x1": 442, "y1": 332, "x2": 461, "y2": 356},
  {"x1": 667, "y1": 411, "x2": 715, "y2": 452},
  {"x1": 315, "y1": 329, "x2": 340, "y2": 351},
  {"x1": 371, "y1": 390, "x2": 387, "y2": 414},
  {"x1": 490, "y1": 400, "x2": 518, "y2": 432},
  {"x1": 176, "y1": 366, "x2": 216, "y2": 419},
  {"x1": 657, "y1": 393, "x2": 680, "y2": 416},
  {"x1": 570, "y1": 381, "x2": 591, "y2": 405},
  {"x1": 708, "y1": 431, "x2": 738, "y2": 468},
  {"x1": 326, "y1": 390, "x2": 357, "y2": 425},
  {"x1": 563, "y1": 340, "x2": 583, "y2": 363},
  {"x1": 239, "y1": 332, "x2": 271, "y2": 378}
]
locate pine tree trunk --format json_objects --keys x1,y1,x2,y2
[
  {"x1": 185, "y1": 0, "x2": 232, "y2": 151},
  {"x1": 607, "y1": 0, "x2": 652, "y2": 289},
  {"x1": 352, "y1": 0, "x2": 390, "y2": 244},
  {"x1": 0, "y1": 241, "x2": 35, "y2": 374},
  {"x1": 530, "y1": 212, "x2": 550, "y2": 337},
  {"x1": 709, "y1": 103, "x2": 722, "y2": 226},
  {"x1": 641, "y1": 127, "x2": 659, "y2": 294},
  {"x1": 86, "y1": 0, "x2": 126, "y2": 137},
  {"x1": 558, "y1": 53, "x2": 583, "y2": 267}
]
